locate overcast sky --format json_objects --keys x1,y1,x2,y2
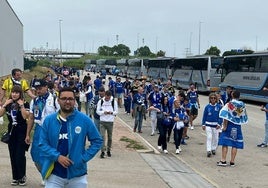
[{"x1": 8, "y1": 0, "x2": 268, "y2": 57}]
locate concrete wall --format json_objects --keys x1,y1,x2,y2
[{"x1": 0, "y1": 0, "x2": 23, "y2": 77}]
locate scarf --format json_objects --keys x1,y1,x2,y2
[
  {"x1": 219, "y1": 99, "x2": 248, "y2": 125},
  {"x1": 11, "y1": 77, "x2": 21, "y2": 85}
]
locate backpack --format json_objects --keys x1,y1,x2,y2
[{"x1": 100, "y1": 98, "x2": 115, "y2": 111}]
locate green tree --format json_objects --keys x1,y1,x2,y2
[
  {"x1": 135, "y1": 46, "x2": 153, "y2": 57},
  {"x1": 156, "y1": 50, "x2": 166, "y2": 57},
  {"x1": 204, "y1": 46, "x2": 221, "y2": 56},
  {"x1": 222, "y1": 49, "x2": 254, "y2": 57},
  {"x1": 98, "y1": 45, "x2": 113, "y2": 56},
  {"x1": 112, "y1": 44, "x2": 131, "y2": 56}
]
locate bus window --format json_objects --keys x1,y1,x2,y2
[{"x1": 260, "y1": 57, "x2": 268, "y2": 72}]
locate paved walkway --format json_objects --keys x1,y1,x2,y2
[{"x1": 0, "y1": 107, "x2": 216, "y2": 188}]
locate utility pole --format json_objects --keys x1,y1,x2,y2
[
  {"x1": 198, "y1": 21, "x2": 203, "y2": 55},
  {"x1": 59, "y1": 19, "x2": 63, "y2": 63}
]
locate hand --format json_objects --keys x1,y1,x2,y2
[
  {"x1": 25, "y1": 135, "x2": 31, "y2": 145},
  {"x1": 3, "y1": 99, "x2": 13, "y2": 107},
  {"x1": 222, "y1": 124, "x2": 227, "y2": 131},
  {"x1": 58, "y1": 155, "x2": 73, "y2": 168},
  {"x1": 17, "y1": 99, "x2": 24, "y2": 106}
]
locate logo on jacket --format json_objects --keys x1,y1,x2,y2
[{"x1": 75, "y1": 126, "x2": 82, "y2": 134}]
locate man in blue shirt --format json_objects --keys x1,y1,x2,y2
[
  {"x1": 39, "y1": 87, "x2": 102, "y2": 187},
  {"x1": 187, "y1": 83, "x2": 200, "y2": 130},
  {"x1": 93, "y1": 75, "x2": 103, "y2": 95},
  {"x1": 115, "y1": 77, "x2": 124, "y2": 108}
]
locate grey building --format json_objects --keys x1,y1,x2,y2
[{"x1": 0, "y1": 0, "x2": 23, "y2": 77}]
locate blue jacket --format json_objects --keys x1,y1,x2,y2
[
  {"x1": 202, "y1": 103, "x2": 222, "y2": 127},
  {"x1": 39, "y1": 110, "x2": 103, "y2": 180}
]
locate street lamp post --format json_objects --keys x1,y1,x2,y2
[
  {"x1": 59, "y1": 19, "x2": 63, "y2": 63},
  {"x1": 116, "y1": 34, "x2": 119, "y2": 45},
  {"x1": 198, "y1": 21, "x2": 203, "y2": 55}
]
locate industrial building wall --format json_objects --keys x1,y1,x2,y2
[{"x1": 0, "y1": 0, "x2": 23, "y2": 77}]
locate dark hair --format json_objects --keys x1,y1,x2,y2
[
  {"x1": 47, "y1": 81, "x2": 54, "y2": 90},
  {"x1": 98, "y1": 86, "x2": 105, "y2": 92},
  {"x1": 105, "y1": 90, "x2": 112, "y2": 97},
  {"x1": 232, "y1": 90, "x2": 240, "y2": 99},
  {"x1": 11, "y1": 68, "x2": 22, "y2": 76},
  {"x1": 58, "y1": 87, "x2": 75, "y2": 98},
  {"x1": 69, "y1": 80, "x2": 74, "y2": 86},
  {"x1": 10, "y1": 85, "x2": 24, "y2": 100}
]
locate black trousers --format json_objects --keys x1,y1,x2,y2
[
  {"x1": 8, "y1": 129, "x2": 27, "y2": 180},
  {"x1": 174, "y1": 128, "x2": 184, "y2": 149}
]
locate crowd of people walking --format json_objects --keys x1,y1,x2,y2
[{"x1": 4, "y1": 66, "x2": 268, "y2": 187}]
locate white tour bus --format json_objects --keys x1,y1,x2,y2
[
  {"x1": 126, "y1": 58, "x2": 148, "y2": 79},
  {"x1": 219, "y1": 53, "x2": 268, "y2": 103},
  {"x1": 172, "y1": 55, "x2": 223, "y2": 92},
  {"x1": 147, "y1": 57, "x2": 173, "y2": 82}
]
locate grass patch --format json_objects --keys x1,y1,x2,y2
[{"x1": 120, "y1": 136, "x2": 146, "y2": 150}]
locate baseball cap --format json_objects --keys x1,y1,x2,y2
[{"x1": 34, "y1": 79, "x2": 47, "y2": 88}]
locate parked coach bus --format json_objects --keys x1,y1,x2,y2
[
  {"x1": 126, "y1": 58, "x2": 148, "y2": 79},
  {"x1": 171, "y1": 55, "x2": 223, "y2": 92},
  {"x1": 147, "y1": 57, "x2": 173, "y2": 82},
  {"x1": 219, "y1": 53, "x2": 268, "y2": 103}
]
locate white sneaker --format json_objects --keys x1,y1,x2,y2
[
  {"x1": 178, "y1": 146, "x2": 182, "y2": 152},
  {"x1": 158, "y1": 146, "x2": 162, "y2": 150},
  {"x1": 176, "y1": 149, "x2": 180, "y2": 154},
  {"x1": 190, "y1": 126, "x2": 194, "y2": 130},
  {"x1": 41, "y1": 180, "x2": 45, "y2": 186},
  {"x1": 163, "y1": 150, "x2": 168, "y2": 154}
]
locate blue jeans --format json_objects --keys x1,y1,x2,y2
[
  {"x1": 45, "y1": 174, "x2": 87, "y2": 188},
  {"x1": 134, "y1": 111, "x2": 143, "y2": 132}
]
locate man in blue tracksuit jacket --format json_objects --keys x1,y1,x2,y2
[{"x1": 39, "y1": 87, "x2": 103, "y2": 187}]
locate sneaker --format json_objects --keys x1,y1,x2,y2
[
  {"x1": 207, "y1": 151, "x2": 212, "y2": 157},
  {"x1": 181, "y1": 140, "x2": 187, "y2": 145},
  {"x1": 175, "y1": 149, "x2": 180, "y2": 154},
  {"x1": 257, "y1": 143, "x2": 267, "y2": 148},
  {"x1": 212, "y1": 150, "x2": 216, "y2": 155},
  {"x1": 11, "y1": 180, "x2": 19, "y2": 186},
  {"x1": 190, "y1": 126, "x2": 194, "y2": 130},
  {"x1": 41, "y1": 180, "x2": 45, "y2": 186},
  {"x1": 157, "y1": 146, "x2": 162, "y2": 150},
  {"x1": 151, "y1": 132, "x2": 155, "y2": 136},
  {"x1": 178, "y1": 146, "x2": 182, "y2": 152},
  {"x1": 107, "y1": 151, "x2": 111, "y2": 157},
  {"x1": 19, "y1": 177, "x2": 26, "y2": 186},
  {"x1": 185, "y1": 135, "x2": 190, "y2": 139},
  {"x1": 217, "y1": 161, "x2": 227, "y2": 166},
  {"x1": 163, "y1": 150, "x2": 168, "y2": 154},
  {"x1": 230, "y1": 162, "x2": 236, "y2": 167},
  {"x1": 100, "y1": 152, "x2": 105, "y2": 158}
]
